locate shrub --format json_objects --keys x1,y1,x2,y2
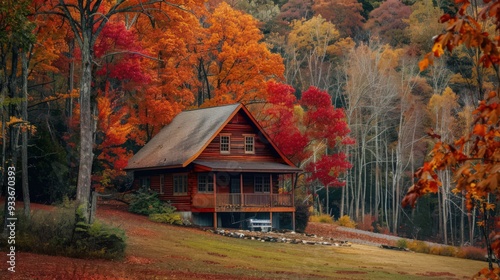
[
  {"x1": 337, "y1": 215, "x2": 357, "y2": 228},
  {"x1": 295, "y1": 202, "x2": 310, "y2": 232},
  {"x1": 1, "y1": 205, "x2": 126, "y2": 260},
  {"x1": 309, "y1": 214, "x2": 334, "y2": 224},
  {"x1": 396, "y1": 239, "x2": 408, "y2": 249},
  {"x1": 356, "y1": 214, "x2": 375, "y2": 232},
  {"x1": 149, "y1": 213, "x2": 183, "y2": 225},
  {"x1": 456, "y1": 246, "x2": 486, "y2": 261},
  {"x1": 72, "y1": 206, "x2": 126, "y2": 259},
  {"x1": 407, "y1": 240, "x2": 430, "y2": 254},
  {"x1": 128, "y1": 189, "x2": 166, "y2": 215}
]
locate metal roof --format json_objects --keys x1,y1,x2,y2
[
  {"x1": 125, "y1": 103, "x2": 301, "y2": 172},
  {"x1": 126, "y1": 104, "x2": 241, "y2": 170},
  {"x1": 193, "y1": 160, "x2": 302, "y2": 173}
]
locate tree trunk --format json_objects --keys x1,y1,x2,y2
[
  {"x1": 76, "y1": 36, "x2": 94, "y2": 223},
  {"x1": 21, "y1": 51, "x2": 30, "y2": 217}
]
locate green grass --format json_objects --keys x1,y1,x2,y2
[{"x1": 99, "y1": 206, "x2": 486, "y2": 280}]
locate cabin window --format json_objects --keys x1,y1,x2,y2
[
  {"x1": 159, "y1": 174, "x2": 164, "y2": 194},
  {"x1": 254, "y1": 175, "x2": 270, "y2": 193},
  {"x1": 140, "y1": 177, "x2": 150, "y2": 189},
  {"x1": 173, "y1": 174, "x2": 188, "y2": 195},
  {"x1": 198, "y1": 173, "x2": 214, "y2": 193},
  {"x1": 244, "y1": 136, "x2": 255, "y2": 154},
  {"x1": 220, "y1": 135, "x2": 230, "y2": 154}
]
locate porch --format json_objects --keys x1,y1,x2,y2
[{"x1": 192, "y1": 193, "x2": 294, "y2": 211}]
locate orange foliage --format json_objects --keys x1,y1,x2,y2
[
  {"x1": 94, "y1": 85, "x2": 136, "y2": 191},
  {"x1": 409, "y1": 1, "x2": 500, "y2": 277},
  {"x1": 197, "y1": 3, "x2": 284, "y2": 107}
]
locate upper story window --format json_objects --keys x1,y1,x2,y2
[
  {"x1": 198, "y1": 173, "x2": 214, "y2": 193},
  {"x1": 220, "y1": 135, "x2": 230, "y2": 154},
  {"x1": 244, "y1": 136, "x2": 255, "y2": 154},
  {"x1": 254, "y1": 175, "x2": 270, "y2": 193},
  {"x1": 173, "y1": 174, "x2": 188, "y2": 195}
]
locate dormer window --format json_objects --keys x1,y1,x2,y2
[
  {"x1": 244, "y1": 135, "x2": 255, "y2": 154},
  {"x1": 220, "y1": 135, "x2": 230, "y2": 154}
]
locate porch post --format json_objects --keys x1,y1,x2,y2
[
  {"x1": 213, "y1": 172, "x2": 217, "y2": 229},
  {"x1": 269, "y1": 173, "x2": 273, "y2": 227},
  {"x1": 292, "y1": 173, "x2": 296, "y2": 231},
  {"x1": 240, "y1": 173, "x2": 243, "y2": 206}
]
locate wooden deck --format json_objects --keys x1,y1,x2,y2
[{"x1": 192, "y1": 193, "x2": 294, "y2": 212}]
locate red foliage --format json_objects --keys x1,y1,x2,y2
[
  {"x1": 264, "y1": 82, "x2": 353, "y2": 187},
  {"x1": 305, "y1": 154, "x2": 351, "y2": 187},
  {"x1": 94, "y1": 21, "x2": 151, "y2": 86}
]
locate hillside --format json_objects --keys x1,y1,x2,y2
[{"x1": 1, "y1": 202, "x2": 486, "y2": 280}]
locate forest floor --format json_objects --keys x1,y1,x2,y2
[{"x1": 1, "y1": 201, "x2": 487, "y2": 279}]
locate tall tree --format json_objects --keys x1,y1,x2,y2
[
  {"x1": 364, "y1": 0, "x2": 411, "y2": 46},
  {"x1": 284, "y1": 15, "x2": 354, "y2": 91},
  {"x1": 1, "y1": 0, "x2": 36, "y2": 229},
  {"x1": 195, "y1": 2, "x2": 284, "y2": 107},
  {"x1": 39, "y1": 0, "x2": 204, "y2": 222},
  {"x1": 312, "y1": 0, "x2": 364, "y2": 38},
  {"x1": 262, "y1": 82, "x2": 353, "y2": 213}
]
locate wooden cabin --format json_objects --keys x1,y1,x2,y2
[{"x1": 125, "y1": 103, "x2": 301, "y2": 230}]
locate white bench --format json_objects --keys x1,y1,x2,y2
[{"x1": 247, "y1": 219, "x2": 272, "y2": 232}]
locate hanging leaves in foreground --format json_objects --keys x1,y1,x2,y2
[{"x1": 409, "y1": 2, "x2": 500, "y2": 275}]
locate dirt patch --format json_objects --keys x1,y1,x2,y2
[
  {"x1": 125, "y1": 255, "x2": 154, "y2": 264},
  {"x1": 417, "y1": 271, "x2": 456, "y2": 277},
  {"x1": 336, "y1": 270, "x2": 368, "y2": 274},
  {"x1": 207, "y1": 252, "x2": 227, "y2": 258}
]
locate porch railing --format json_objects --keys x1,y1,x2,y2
[{"x1": 192, "y1": 193, "x2": 293, "y2": 208}]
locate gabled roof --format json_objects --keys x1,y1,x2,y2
[{"x1": 125, "y1": 103, "x2": 298, "y2": 171}]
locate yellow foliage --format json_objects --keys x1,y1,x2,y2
[
  {"x1": 336, "y1": 215, "x2": 356, "y2": 228},
  {"x1": 309, "y1": 214, "x2": 334, "y2": 224}
]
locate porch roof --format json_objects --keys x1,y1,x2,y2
[{"x1": 193, "y1": 160, "x2": 302, "y2": 173}]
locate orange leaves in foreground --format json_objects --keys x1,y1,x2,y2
[
  {"x1": 403, "y1": 92, "x2": 500, "y2": 208},
  {"x1": 419, "y1": 0, "x2": 500, "y2": 71}
]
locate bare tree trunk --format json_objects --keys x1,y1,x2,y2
[
  {"x1": 76, "y1": 35, "x2": 94, "y2": 222},
  {"x1": 21, "y1": 51, "x2": 30, "y2": 217}
]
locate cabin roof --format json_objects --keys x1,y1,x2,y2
[
  {"x1": 125, "y1": 103, "x2": 299, "y2": 171},
  {"x1": 193, "y1": 160, "x2": 302, "y2": 173}
]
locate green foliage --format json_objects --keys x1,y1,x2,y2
[
  {"x1": 1, "y1": 205, "x2": 126, "y2": 260},
  {"x1": 396, "y1": 239, "x2": 408, "y2": 249},
  {"x1": 128, "y1": 189, "x2": 169, "y2": 215},
  {"x1": 295, "y1": 202, "x2": 310, "y2": 232},
  {"x1": 309, "y1": 214, "x2": 334, "y2": 224},
  {"x1": 128, "y1": 189, "x2": 183, "y2": 225},
  {"x1": 337, "y1": 215, "x2": 357, "y2": 228}
]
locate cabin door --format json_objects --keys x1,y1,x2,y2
[{"x1": 230, "y1": 175, "x2": 240, "y2": 194}]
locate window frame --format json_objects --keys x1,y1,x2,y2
[
  {"x1": 198, "y1": 173, "x2": 214, "y2": 193},
  {"x1": 244, "y1": 135, "x2": 255, "y2": 154},
  {"x1": 220, "y1": 134, "x2": 231, "y2": 154},
  {"x1": 159, "y1": 174, "x2": 164, "y2": 194},
  {"x1": 254, "y1": 175, "x2": 270, "y2": 193},
  {"x1": 173, "y1": 173, "x2": 188, "y2": 196},
  {"x1": 140, "y1": 177, "x2": 151, "y2": 189}
]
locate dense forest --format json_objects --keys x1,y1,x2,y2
[{"x1": 0, "y1": 0, "x2": 498, "y2": 249}]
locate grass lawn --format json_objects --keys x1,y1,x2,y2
[
  {"x1": 103, "y1": 204, "x2": 485, "y2": 279},
  {"x1": 3, "y1": 203, "x2": 486, "y2": 279}
]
